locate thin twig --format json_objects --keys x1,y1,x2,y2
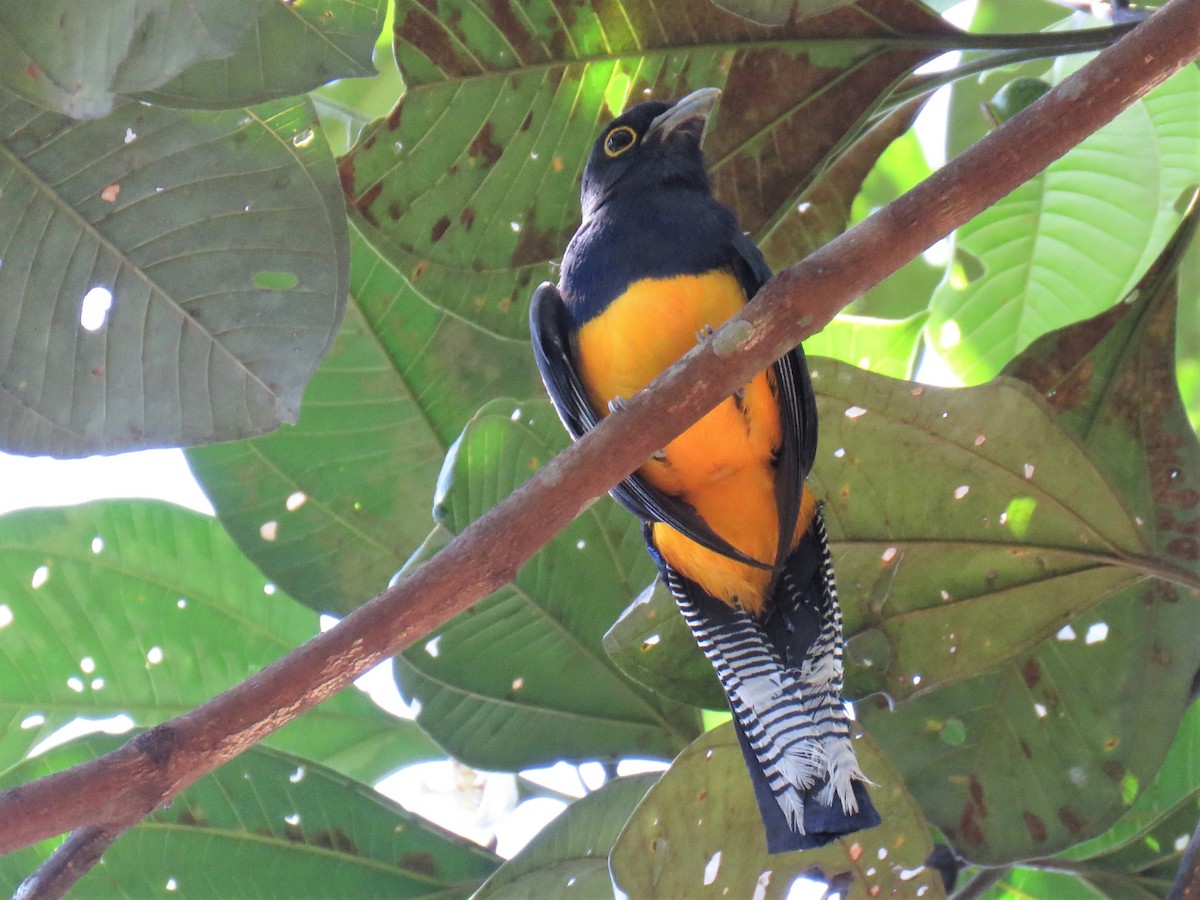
[
  {"x1": 3, "y1": 0, "x2": 1200, "y2": 884},
  {"x1": 1168, "y1": 810, "x2": 1200, "y2": 899},
  {"x1": 13, "y1": 826, "x2": 127, "y2": 900}
]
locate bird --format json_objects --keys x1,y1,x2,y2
[{"x1": 529, "y1": 88, "x2": 879, "y2": 853}]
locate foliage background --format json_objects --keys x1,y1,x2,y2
[{"x1": 0, "y1": 0, "x2": 1199, "y2": 897}]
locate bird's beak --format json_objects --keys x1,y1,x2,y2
[{"x1": 647, "y1": 88, "x2": 720, "y2": 144}]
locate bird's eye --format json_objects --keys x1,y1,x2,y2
[{"x1": 604, "y1": 125, "x2": 637, "y2": 158}]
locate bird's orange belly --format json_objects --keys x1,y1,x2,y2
[{"x1": 573, "y1": 271, "x2": 804, "y2": 613}]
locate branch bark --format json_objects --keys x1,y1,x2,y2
[{"x1": 3, "y1": 0, "x2": 1200, "y2": 875}]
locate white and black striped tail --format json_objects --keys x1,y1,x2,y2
[{"x1": 649, "y1": 509, "x2": 879, "y2": 853}]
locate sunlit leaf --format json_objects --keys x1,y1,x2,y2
[
  {"x1": 928, "y1": 59, "x2": 1200, "y2": 382},
  {"x1": 341, "y1": 0, "x2": 954, "y2": 343},
  {"x1": 0, "y1": 92, "x2": 348, "y2": 455},
  {"x1": 394, "y1": 399, "x2": 700, "y2": 769},
  {"x1": 610, "y1": 724, "x2": 946, "y2": 899},
  {"x1": 0, "y1": 739, "x2": 497, "y2": 898}
]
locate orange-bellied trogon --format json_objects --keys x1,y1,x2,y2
[{"x1": 530, "y1": 88, "x2": 879, "y2": 852}]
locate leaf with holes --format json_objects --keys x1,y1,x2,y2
[
  {"x1": 610, "y1": 724, "x2": 945, "y2": 899},
  {"x1": 393, "y1": 399, "x2": 701, "y2": 769},
  {"x1": 340, "y1": 0, "x2": 954, "y2": 343},
  {"x1": 475, "y1": 774, "x2": 658, "y2": 898},
  {"x1": 185, "y1": 225, "x2": 543, "y2": 614},
  {"x1": 0, "y1": 500, "x2": 438, "y2": 785},
  {"x1": 0, "y1": 91, "x2": 348, "y2": 456},
  {"x1": 141, "y1": 0, "x2": 388, "y2": 109},
  {"x1": 0, "y1": 1, "x2": 267, "y2": 119},
  {"x1": 0, "y1": 739, "x2": 498, "y2": 897},
  {"x1": 927, "y1": 58, "x2": 1200, "y2": 383},
  {"x1": 840, "y1": 206, "x2": 1200, "y2": 863}
]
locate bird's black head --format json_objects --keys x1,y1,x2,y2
[{"x1": 579, "y1": 88, "x2": 719, "y2": 220}]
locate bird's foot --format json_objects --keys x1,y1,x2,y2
[{"x1": 608, "y1": 395, "x2": 627, "y2": 413}]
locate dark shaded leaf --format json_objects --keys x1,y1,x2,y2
[
  {"x1": 186, "y1": 225, "x2": 542, "y2": 613},
  {"x1": 0, "y1": 1, "x2": 266, "y2": 119},
  {"x1": 0, "y1": 92, "x2": 348, "y2": 455},
  {"x1": 711, "y1": 0, "x2": 859, "y2": 26},
  {"x1": 848, "y1": 203, "x2": 1200, "y2": 863},
  {"x1": 142, "y1": 0, "x2": 388, "y2": 109},
  {"x1": 394, "y1": 399, "x2": 700, "y2": 770},
  {"x1": 610, "y1": 724, "x2": 946, "y2": 899},
  {"x1": 603, "y1": 579, "x2": 726, "y2": 711}
]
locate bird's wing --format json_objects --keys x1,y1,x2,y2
[
  {"x1": 729, "y1": 232, "x2": 819, "y2": 571},
  {"x1": 530, "y1": 282, "x2": 771, "y2": 570}
]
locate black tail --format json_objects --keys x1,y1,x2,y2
[{"x1": 650, "y1": 509, "x2": 880, "y2": 853}]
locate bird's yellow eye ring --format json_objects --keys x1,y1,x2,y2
[{"x1": 604, "y1": 125, "x2": 637, "y2": 158}]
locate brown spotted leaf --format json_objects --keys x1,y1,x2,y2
[
  {"x1": 842, "y1": 202, "x2": 1200, "y2": 864},
  {"x1": 341, "y1": 0, "x2": 956, "y2": 341},
  {"x1": 610, "y1": 724, "x2": 946, "y2": 900}
]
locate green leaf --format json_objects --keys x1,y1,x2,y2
[
  {"x1": 141, "y1": 0, "x2": 388, "y2": 109},
  {"x1": 476, "y1": 774, "x2": 658, "y2": 898},
  {"x1": 928, "y1": 59, "x2": 1200, "y2": 382},
  {"x1": 341, "y1": 0, "x2": 954, "y2": 342},
  {"x1": 0, "y1": 1, "x2": 266, "y2": 119},
  {"x1": 603, "y1": 579, "x2": 726, "y2": 711},
  {"x1": 0, "y1": 501, "x2": 437, "y2": 785},
  {"x1": 0, "y1": 91, "x2": 348, "y2": 456},
  {"x1": 394, "y1": 399, "x2": 701, "y2": 770},
  {"x1": 186, "y1": 224, "x2": 542, "y2": 614},
  {"x1": 841, "y1": 207, "x2": 1200, "y2": 863},
  {"x1": 0, "y1": 739, "x2": 498, "y2": 898},
  {"x1": 805, "y1": 313, "x2": 927, "y2": 379},
  {"x1": 610, "y1": 724, "x2": 946, "y2": 899}
]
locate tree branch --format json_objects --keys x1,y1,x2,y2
[{"x1": 3, "y1": 0, "x2": 1199, "y2": 873}]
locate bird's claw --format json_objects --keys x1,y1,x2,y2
[
  {"x1": 696, "y1": 324, "x2": 716, "y2": 342},
  {"x1": 608, "y1": 395, "x2": 627, "y2": 413}
]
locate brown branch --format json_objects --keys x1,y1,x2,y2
[{"x1": 4, "y1": 0, "x2": 1200, "y2": 870}]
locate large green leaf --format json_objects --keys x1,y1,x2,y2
[
  {"x1": 0, "y1": 501, "x2": 437, "y2": 785},
  {"x1": 0, "y1": 1, "x2": 266, "y2": 119},
  {"x1": 850, "y1": 207, "x2": 1200, "y2": 864},
  {"x1": 610, "y1": 725, "x2": 946, "y2": 899},
  {"x1": 0, "y1": 91, "x2": 348, "y2": 456},
  {"x1": 393, "y1": 399, "x2": 700, "y2": 769},
  {"x1": 0, "y1": 739, "x2": 498, "y2": 898},
  {"x1": 186, "y1": 225, "x2": 542, "y2": 614},
  {"x1": 142, "y1": 0, "x2": 388, "y2": 109},
  {"x1": 602, "y1": 579, "x2": 726, "y2": 711},
  {"x1": 476, "y1": 774, "x2": 658, "y2": 898},
  {"x1": 340, "y1": 0, "x2": 953, "y2": 342},
  {"x1": 928, "y1": 58, "x2": 1200, "y2": 383}
]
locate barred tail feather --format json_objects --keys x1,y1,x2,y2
[{"x1": 649, "y1": 510, "x2": 880, "y2": 853}]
